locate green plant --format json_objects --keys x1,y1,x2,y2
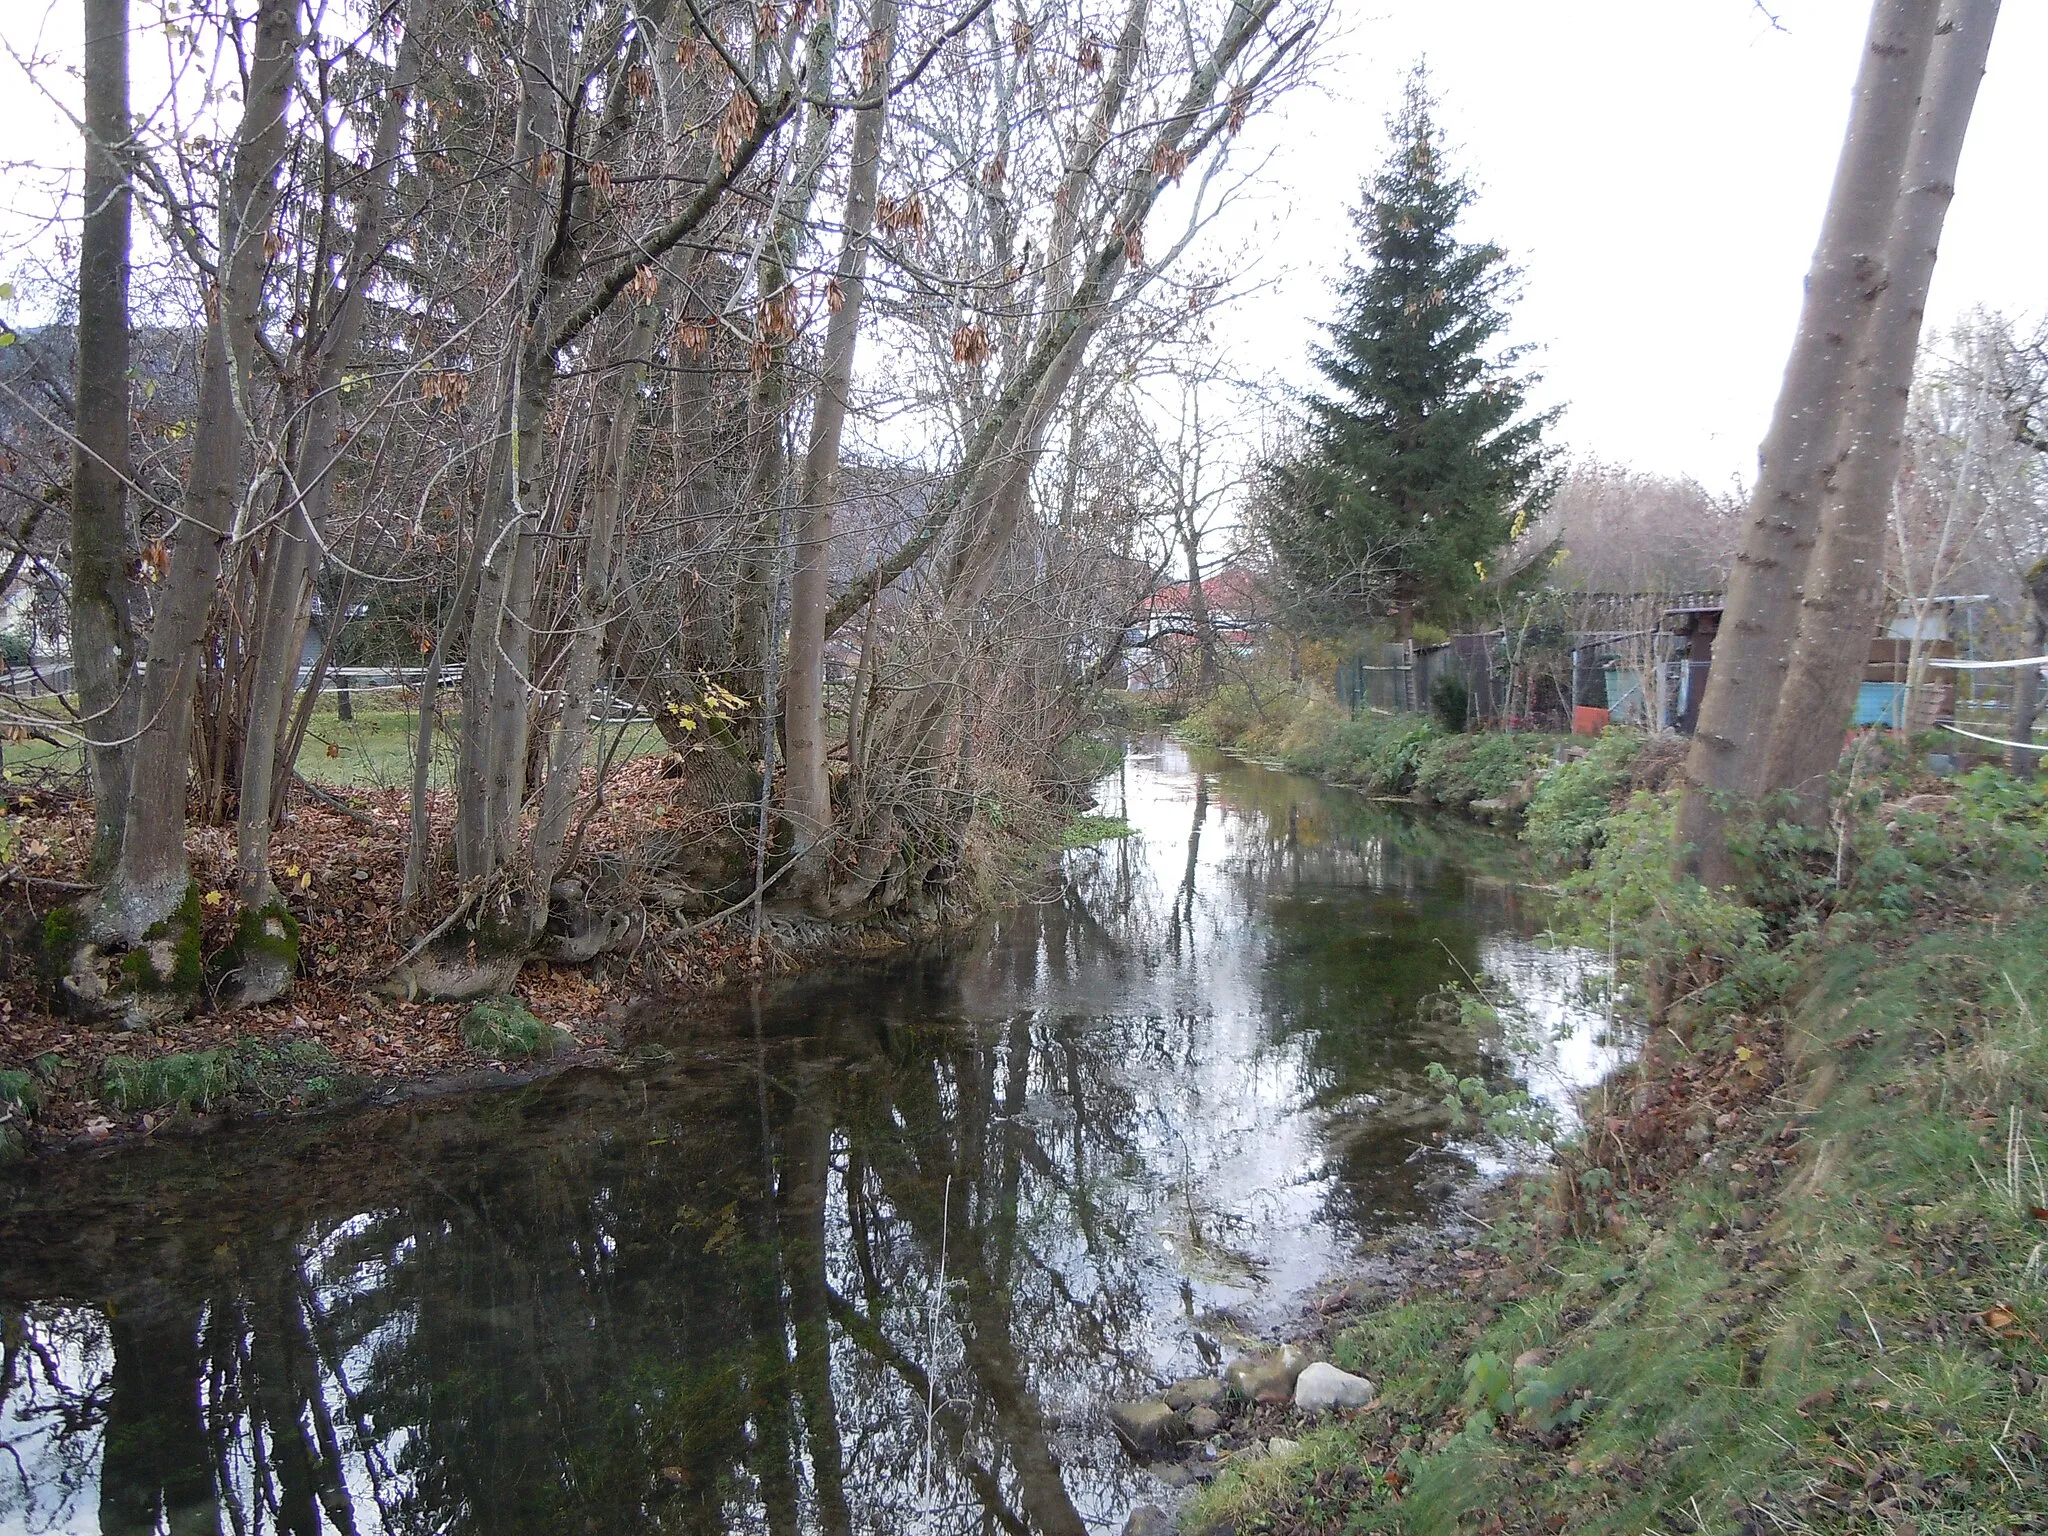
[
  {"x1": 1413, "y1": 730, "x2": 1550, "y2": 811},
  {"x1": 1428, "y1": 671, "x2": 1469, "y2": 733},
  {"x1": 1059, "y1": 814, "x2": 1134, "y2": 848},
  {"x1": 1178, "y1": 682, "x2": 1307, "y2": 754},
  {"x1": 463, "y1": 996, "x2": 569, "y2": 1059},
  {"x1": 1426, "y1": 1059, "x2": 1558, "y2": 1146},
  {"x1": 0, "y1": 1067, "x2": 37, "y2": 1115},
  {"x1": 1524, "y1": 729, "x2": 1642, "y2": 866},
  {"x1": 1558, "y1": 791, "x2": 1793, "y2": 1023},
  {"x1": 102, "y1": 1050, "x2": 235, "y2": 1114}
]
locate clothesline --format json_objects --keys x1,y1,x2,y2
[
  {"x1": 1939, "y1": 721, "x2": 2046, "y2": 752},
  {"x1": 1925, "y1": 654, "x2": 2048, "y2": 671}
]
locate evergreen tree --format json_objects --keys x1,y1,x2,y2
[{"x1": 1269, "y1": 67, "x2": 1558, "y2": 635}]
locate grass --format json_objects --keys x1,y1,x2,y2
[
  {"x1": 2, "y1": 692, "x2": 667, "y2": 791},
  {"x1": 1180, "y1": 683, "x2": 1567, "y2": 812},
  {"x1": 98, "y1": 1036, "x2": 348, "y2": 1115},
  {"x1": 1183, "y1": 761, "x2": 2048, "y2": 1536}
]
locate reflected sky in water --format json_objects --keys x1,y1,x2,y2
[{"x1": 0, "y1": 741, "x2": 1619, "y2": 1535}]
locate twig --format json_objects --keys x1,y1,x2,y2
[
  {"x1": 291, "y1": 773, "x2": 390, "y2": 829},
  {"x1": 389, "y1": 888, "x2": 479, "y2": 974},
  {"x1": 0, "y1": 869, "x2": 97, "y2": 893}
]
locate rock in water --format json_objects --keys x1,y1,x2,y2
[
  {"x1": 1108, "y1": 1399, "x2": 1186, "y2": 1457},
  {"x1": 1163, "y1": 1375, "x2": 1226, "y2": 1410},
  {"x1": 1224, "y1": 1343, "x2": 1311, "y2": 1405},
  {"x1": 1294, "y1": 1361, "x2": 1375, "y2": 1413},
  {"x1": 1124, "y1": 1505, "x2": 1175, "y2": 1536}
]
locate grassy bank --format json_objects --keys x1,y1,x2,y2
[
  {"x1": 1177, "y1": 683, "x2": 1690, "y2": 829},
  {"x1": 1179, "y1": 731, "x2": 2048, "y2": 1532}
]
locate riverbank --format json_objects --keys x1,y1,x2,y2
[
  {"x1": 1150, "y1": 713, "x2": 2048, "y2": 1532},
  {"x1": 0, "y1": 753, "x2": 1065, "y2": 1159}
]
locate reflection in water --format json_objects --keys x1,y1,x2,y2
[{"x1": 0, "y1": 742, "x2": 1618, "y2": 1534}]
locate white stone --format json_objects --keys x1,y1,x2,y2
[{"x1": 1293, "y1": 1361, "x2": 1375, "y2": 1413}]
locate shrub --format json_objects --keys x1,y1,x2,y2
[
  {"x1": 1178, "y1": 683, "x2": 1305, "y2": 754},
  {"x1": 1429, "y1": 671, "x2": 1469, "y2": 733},
  {"x1": 1524, "y1": 730, "x2": 1642, "y2": 867},
  {"x1": 1558, "y1": 791, "x2": 1794, "y2": 1022},
  {"x1": 1275, "y1": 708, "x2": 1439, "y2": 793},
  {"x1": 1413, "y1": 732, "x2": 1549, "y2": 812},
  {"x1": 0, "y1": 629, "x2": 31, "y2": 666},
  {"x1": 463, "y1": 997, "x2": 569, "y2": 1059}
]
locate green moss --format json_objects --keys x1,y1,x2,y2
[
  {"x1": 120, "y1": 882, "x2": 206, "y2": 994},
  {"x1": 35, "y1": 904, "x2": 87, "y2": 984},
  {"x1": 231, "y1": 902, "x2": 300, "y2": 961},
  {"x1": 463, "y1": 996, "x2": 569, "y2": 1059},
  {"x1": 40, "y1": 904, "x2": 84, "y2": 958},
  {"x1": 212, "y1": 902, "x2": 301, "y2": 997}
]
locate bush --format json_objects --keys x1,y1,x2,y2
[
  {"x1": 1557, "y1": 792, "x2": 1794, "y2": 1022},
  {"x1": 1428, "y1": 671, "x2": 1469, "y2": 733},
  {"x1": 1177, "y1": 683, "x2": 1306, "y2": 754},
  {"x1": 0, "y1": 629, "x2": 30, "y2": 666},
  {"x1": 463, "y1": 997, "x2": 569, "y2": 1059},
  {"x1": 1412, "y1": 732, "x2": 1550, "y2": 812},
  {"x1": 1524, "y1": 730, "x2": 1643, "y2": 867},
  {"x1": 1270, "y1": 707, "x2": 1440, "y2": 794}
]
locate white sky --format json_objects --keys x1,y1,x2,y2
[
  {"x1": 1214, "y1": 0, "x2": 2048, "y2": 489},
  {"x1": 2, "y1": 0, "x2": 2042, "y2": 490}
]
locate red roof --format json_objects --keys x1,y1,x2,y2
[{"x1": 1143, "y1": 566, "x2": 1261, "y2": 617}]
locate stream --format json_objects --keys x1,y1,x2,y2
[{"x1": 0, "y1": 740, "x2": 1620, "y2": 1535}]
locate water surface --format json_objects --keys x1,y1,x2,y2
[{"x1": 0, "y1": 742, "x2": 1616, "y2": 1535}]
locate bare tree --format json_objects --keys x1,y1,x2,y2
[{"x1": 67, "y1": 0, "x2": 141, "y2": 877}]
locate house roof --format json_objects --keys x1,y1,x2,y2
[{"x1": 1143, "y1": 566, "x2": 1261, "y2": 617}]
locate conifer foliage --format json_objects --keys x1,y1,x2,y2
[{"x1": 1268, "y1": 67, "x2": 1557, "y2": 633}]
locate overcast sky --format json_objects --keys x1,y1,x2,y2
[
  {"x1": 1215, "y1": 0, "x2": 2048, "y2": 489},
  {"x1": 2, "y1": 1, "x2": 2041, "y2": 491}
]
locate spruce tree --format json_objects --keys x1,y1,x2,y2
[{"x1": 1269, "y1": 67, "x2": 1558, "y2": 635}]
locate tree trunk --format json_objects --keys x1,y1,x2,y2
[
  {"x1": 525, "y1": 309, "x2": 653, "y2": 912},
  {"x1": 236, "y1": 4, "x2": 422, "y2": 905},
  {"x1": 2011, "y1": 558, "x2": 2048, "y2": 773},
  {"x1": 96, "y1": 0, "x2": 303, "y2": 943},
  {"x1": 454, "y1": 0, "x2": 567, "y2": 897},
  {"x1": 734, "y1": 11, "x2": 839, "y2": 712},
  {"x1": 69, "y1": 0, "x2": 140, "y2": 878},
  {"x1": 781, "y1": 0, "x2": 897, "y2": 893},
  {"x1": 1678, "y1": 0, "x2": 1940, "y2": 888},
  {"x1": 1181, "y1": 512, "x2": 1217, "y2": 692},
  {"x1": 1759, "y1": 0, "x2": 1999, "y2": 816}
]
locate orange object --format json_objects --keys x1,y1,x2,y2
[{"x1": 1573, "y1": 705, "x2": 1609, "y2": 736}]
